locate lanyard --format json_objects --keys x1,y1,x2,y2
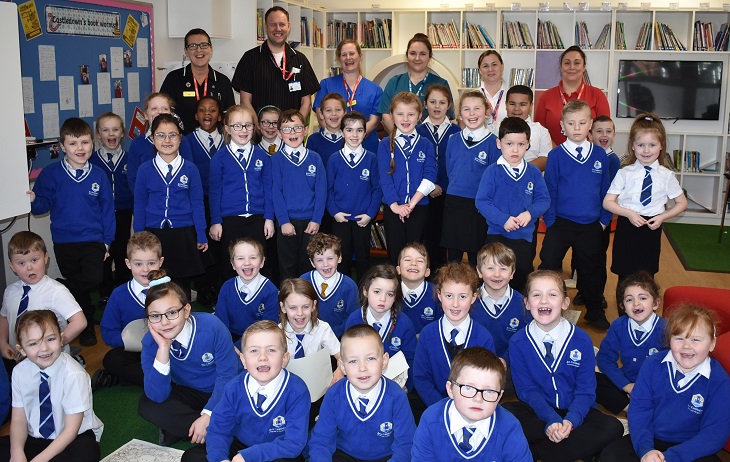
[
  {"x1": 489, "y1": 89, "x2": 504, "y2": 121},
  {"x1": 344, "y1": 75, "x2": 362, "y2": 110},
  {"x1": 271, "y1": 52, "x2": 295, "y2": 81},
  {"x1": 408, "y1": 72, "x2": 429, "y2": 97},
  {"x1": 193, "y1": 77, "x2": 208, "y2": 101},
  {"x1": 559, "y1": 82, "x2": 585, "y2": 106}
]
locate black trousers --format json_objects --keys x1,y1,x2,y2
[
  {"x1": 485, "y1": 234, "x2": 533, "y2": 294},
  {"x1": 502, "y1": 401, "x2": 624, "y2": 462},
  {"x1": 600, "y1": 434, "x2": 722, "y2": 462},
  {"x1": 54, "y1": 242, "x2": 106, "y2": 330},
  {"x1": 101, "y1": 209, "x2": 132, "y2": 295},
  {"x1": 0, "y1": 429, "x2": 99, "y2": 462},
  {"x1": 181, "y1": 436, "x2": 304, "y2": 462},
  {"x1": 331, "y1": 219, "x2": 371, "y2": 282},
  {"x1": 333, "y1": 450, "x2": 389, "y2": 462},
  {"x1": 595, "y1": 371, "x2": 630, "y2": 415},
  {"x1": 138, "y1": 383, "x2": 211, "y2": 438},
  {"x1": 539, "y1": 218, "x2": 606, "y2": 315},
  {"x1": 277, "y1": 219, "x2": 314, "y2": 281},
  {"x1": 425, "y1": 194, "x2": 447, "y2": 270},
  {"x1": 382, "y1": 205, "x2": 428, "y2": 266},
  {"x1": 102, "y1": 348, "x2": 143, "y2": 387}
]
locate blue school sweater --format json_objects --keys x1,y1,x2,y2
[
  {"x1": 141, "y1": 313, "x2": 240, "y2": 412},
  {"x1": 185, "y1": 129, "x2": 223, "y2": 195},
  {"x1": 414, "y1": 317, "x2": 496, "y2": 406},
  {"x1": 543, "y1": 143, "x2": 611, "y2": 227},
  {"x1": 475, "y1": 162, "x2": 550, "y2": 242},
  {"x1": 607, "y1": 151, "x2": 621, "y2": 182},
  {"x1": 416, "y1": 122, "x2": 461, "y2": 192},
  {"x1": 412, "y1": 399, "x2": 532, "y2": 462},
  {"x1": 89, "y1": 149, "x2": 133, "y2": 211},
  {"x1": 470, "y1": 286, "x2": 530, "y2": 361},
  {"x1": 271, "y1": 148, "x2": 327, "y2": 224},
  {"x1": 306, "y1": 131, "x2": 343, "y2": 167},
  {"x1": 133, "y1": 158, "x2": 207, "y2": 244},
  {"x1": 214, "y1": 275, "x2": 279, "y2": 337},
  {"x1": 309, "y1": 377, "x2": 416, "y2": 462},
  {"x1": 377, "y1": 135, "x2": 437, "y2": 206},
  {"x1": 596, "y1": 315, "x2": 666, "y2": 389},
  {"x1": 301, "y1": 271, "x2": 360, "y2": 338},
  {"x1": 629, "y1": 354, "x2": 730, "y2": 462},
  {"x1": 508, "y1": 321, "x2": 597, "y2": 429},
  {"x1": 208, "y1": 145, "x2": 274, "y2": 224},
  {"x1": 99, "y1": 280, "x2": 146, "y2": 348},
  {"x1": 31, "y1": 161, "x2": 115, "y2": 246},
  {"x1": 326, "y1": 150, "x2": 383, "y2": 220},
  {"x1": 206, "y1": 370, "x2": 310, "y2": 462},
  {"x1": 401, "y1": 282, "x2": 442, "y2": 334},
  {"x1": 127, "y1": 134, "x2": 193, "y2": 191},
  {"x1": 444, "y1": 131, "x2": 501, "y2": 199}
]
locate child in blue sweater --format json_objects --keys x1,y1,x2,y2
[
  {"x1": 181, "y1": 321, "x2": 311, "y2": 462},
  {"x1": 307, "y1": 92, "x2": 345, "y2": 167},
  {"x1": 412, "y1": 347, "x2": 532, "y2": 462},
  {"x1": 309, "y1": 324, "x2": 416, "y2": 461},
  {"x1": 138, "y1": 270, "x2": 240, "y2": 447},
  {"x1": 601, "y1": 305, "x2": 730, "y2": 462},
  {"x1": 504, "y1": 270, "x2": 623, "y2": 462},
  {"x1": 28, "y1": 117, "x2": 115, "y2": 347},
  {"x1": 476, "y1": 117, "x2": 550, "y2": 293},
  {"x1": 596, "y1": 271, "x2": 666, "y2": 414},
  {"x1": 271, "y1": 109, "x2": 327, "y2": 280},
  {"x1": 98, "y1": 231, "x2": 163, "y2": 388},
  {"x1": 397, "y1": 243, "x2": 442, "y2": 334},
  {"x1": 300, "y1": 233, "x2": 359, "y2": 338},
  {"x1": 414, "y1": 262, "x2": 495, "y2": 407},
  {"x1": 326, "y1": 111, "x2": 383, "y2": 280}
]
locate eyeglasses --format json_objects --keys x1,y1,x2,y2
[
  {"x1": 450, "y1": 381, "x2": 501, "y2": 402},
  {"x1": 147, "y1": 307, "x2": 185, "y2": 323},
  {"x1": 228, "y1": 123, "x2": 255, "y2": 132},
  {"x1": 185, "y1": 42, "x2": 211, "y2": 50},
  {"x1": 280, "y1": 125, "x2": 305, "y2": 134},
  {"x1": 153, "y1": 133, "x2": 180, "y2": 140},
  {"x1": 260, "y1": 120, "x2": 278, "y2": 128}
]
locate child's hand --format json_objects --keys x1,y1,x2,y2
[
  {"x1": 26, "y1": 190, "x2": 35, "y2": 203},
  {"x1": 197, "y1": 243, "x2": 208, "y2": 252},
  {"x1": 264, "y1": 219, "x2": 275, "y2": 239},
  {"x1": 209, "y1": 224, "x2": 222, "y2": 241},
  {"x1": 503, "y1": 216, "x2": 520, "y2": 232},
  {"x1": 390, "y1": 204, "x2": 410, "y2": 222},
  {"x1": 334, "y1": 212, "x2": 351, "y2": 223},
  {"x1": 0, "y1": 343, "x2": 17, "y2": 360},
  {"x1": 281, "y1": 223, "x2": 296, "y2": 236},
  {"x1": 556, "y1": 419, "x2": 573, "y2": 440},
  {"x1": 641, "y1": 449, "x2": 665, "y2": 462},
  {"x1": 355, "y1": 214, "x2": 371, "y2": 227},
  {"x1": 149, "y1": 326, "x2": 173, "y2": 351},
  {"x1": 304, "y1": 222, "x2": 320, "y2": 234},
  {"x1": 104, "y1": 244, "x2": 110, "y2": 261},
  {"x1": 622, "y1": 383, "x2": 635, "y2": 395},
  {"x1": 545, "y1": 422, "x2": 562, "y2": 442},
  {"x1": 646, "y1": 214, "x2": 666, "y2": 230},
  {"x1": 231, "y1": 455, "x2": 245, "y2": 462},
  {"x1": 628, "y1": 211, "x2": 648, "y2": 227},
  {"x1": 515, "y1": 211, "x2": 532, "y2": 227},
  {"x1": 330, "y1": 367, "x2": 345, "y2": 385},
  {"x1": 429, "y1": 184, "x2": 443, "y2": 198},
  {"x1": 188, "y1": 414, "x2": 210, "y2": 444}
]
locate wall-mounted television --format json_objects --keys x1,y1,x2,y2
[{"x1": 616, "y1": 60, "x2": 723, "y2": 120}]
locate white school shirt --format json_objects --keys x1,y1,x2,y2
[
  {"x1": 480, "y1": 285, "x2": 510, "y2": 317},
  {"x1": 153, "y1": 318, "x2": 193, "y2": 375},
  {"x1": 347, "y1": 378, "x2": 383, "y2": 414},
  {"x1": 629, "y1": 313, "x2": 657, "y2": 336},
  {"x1": 422, "y1": 116, "x2": 452, "y2": 141},
  {"x1": 661, "y1": 351, "x2": 712, "y2": 387},
  {"x1": 497, "y1": 156, "x2": 526, "y2": 178},
  {"x1": 480, "y1": 82, "x2": 509, "y2": 128},
  {"x1": 1, "y1": 276, "x2": 81, "y2": 352},
  {"x1": 12, "y1": 352, "x2": 104, "y2": 441},
  {"x1": 154, "y1": 151, "x2": 183, "y2": 172},
  {"x1": 98, "y1": 146, "x2": 123, "y2": 165},
  {"x1": 562, "y1": 139, "x2": 591, "y2": 161},
  {"x1": 229, "y1": 140, "x2": 253, "y2": 164},
  {"x1": 462, "y1": 126, "x2": 490, "y2": 142},
  {"x1": 342, "y1": 145, "x2": 365, "y2": 165},
  {"x1": 259, "y1": 137, "x2": 281, "y2": 154},
  {"x1": 281, "y1": 320, "x2": 340, "y2": 357},
  {"x1": 525, "y1": 119, "x2": 552, "y2": 163},
  {"x1": 440, "y1": 315, "x2": 472, "y2": 346},
  {"x1": 311, "y1": 271, "x2": 341, "y2": 299},
  {"x1": 448, "y1": 399, "x2": 492, "y2": 448},
  {"x1": 607, "y1": 159, "x2": 683, "y2": 217},
  {"x1": 394, "y1": 129, "x2": 435, "y2": 196},
  {"x1": 528, "y1": 317, "x2": 571, "y2": 359},
  {"x1": 366, "y1": 309, "x2": 392, "y2": 337},
  {"x1": 194, "y1": 127, "x2": 222, "y2": 149},
  {"x1": 246, "y1": 368, "x2": 286, "y2": 412},
  {"x1": 401, "y1": 281, "x2": 426, "y2": 305},
  {"x1": 237, "y1": 273, "x2": 265, "y2": 302}
]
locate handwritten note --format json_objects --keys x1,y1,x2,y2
[
  {"x1": 127, "y1": 72, "x2": 140, "y2": 102},
  {"x1": 112, "y1": 98, "x2": 126, "y2": 124},
  {"x1": 110, "y1": 47, "x2": 124, "y2": 78},
  {"x1": 38, "y1": 45, "x2": 56, "y2": 81},
  {"x1": 42, "y1": 103, "x2": 59, "y2": 138},
  {"x1": 97, "y1": 72, "x2": 111, "y2": 105},
  {"x1": 136, "y1": 38, "x2": 149, "y2": 68},
  {"x1": 78, "y1": 85, "x2": 93, "y2": 118},
  {"x1": 58, "y1": 76, "x2": 75, "y2": 110},
  {"x1": 22, "y1": 77, "x2": 34, "y2": 114}
]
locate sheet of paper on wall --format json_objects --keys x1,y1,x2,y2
[
  {"x1": 42, "y1": 103, "x2": 59, "y2": 138},
  {"x1": 383, "y1": 351, "x2": 409, "y2": 389},
  {"x1": 136, "y1": 38, "x2": 149, "y2": 68},
  {"x1": 112, "y1": 98, "x2": 126, "y2": 125},
  {"x1": 78, "y1": 85, "x2": 93, "y2": 118},
  {"x1": 38, "y1": 45, "x2": 56, "y2": 81},
  {"x1": 97, "y1": 73, "x2": 111, "y2": 105},
  {"x1": 110, "y1": 47, "x2": 124, "y2": 78},
  {"x1": 22, "y1": 77, "x2": 34, "y2": 114},
  {"x1": 210, "y1": 62, "x2": 236, "y2": 81},
  {"x1": 127, "y1": 72, "x2": 140, "y2": 102},
  {"x1": 58, "y1": 76, "x2": 75, "y2": 111}
]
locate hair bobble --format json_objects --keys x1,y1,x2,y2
[{"x1": 149, "y1": 276, "x2": 171, "y2": 287}]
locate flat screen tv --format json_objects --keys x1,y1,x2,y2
[{"x1": 616, "y1": 60, "x2": 723, "y2": 120}]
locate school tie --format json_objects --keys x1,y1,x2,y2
[
  {"x1": 38, "y1": 371, "x2": 54, "y2": 439},
  {"x1": 208, "y1": 135, "x2": 215, "y2": 151},
  {"x1": 459, "y1": 426, "x2": 474, "y2": 451},
  {"x1": 512, "y1": 167, "x2": 520, "y2": 178},
  {"x1": 634, "y1": 329, "x2": 645, "y2": 341},
  {"x1": 673, "y1": 369, "x2": 685, "y2": 388},
  {"x1": 575, "y1": 146, "x2": 584, "y2": 161},
  {"x1": 407, "y1": 291, "x2": 417, "y2": 304},
  {"x1": 358, "y1": 396, "x2": 369, "y2": 416},
  {"x1": 255, "y1": 390, "x2": 267, "y2": 412},
  {"x1": 640, "y1": 166, "x2": 653, "y2": 206},
  {"x1": 141, "y1": 288, "x2": 148, "y2": 296},
  {"x1": 320, "y1": 282, "x2": 328, "y2": 298},
  {"x1": 106, "y1": 152, "x2": 115, "y2": 169},
  {"x1": 400, "y1": 134, "x2": 414, "y2": 150},
  {"x1": 237, "y1": 148, "x2": 246, "y2": 164},
  {"x1": 294, "y1": 333, "x2": 305, "y2": 359},
  {"x1": 240, "y1": 284, "x2": 250, "y2": 301},
  {"x1": 330, "y1": 133, "x2": 337, "y2": 141},
  {"x1": 17, "y1": 285, "x2": 31, "y2": 317},
  {"x1": 466, "y1": 134, "x2": 476, "y2": 146},
  {"x1": 291, "y1": 151, "x2": 300, "y2": 163},
  {"x1": 493, "y1": 303, "x2": 503, "y2": 316},
  {"x1": 431, "y1": 124, "x2": 439, "y2": 137},
  {"x1": 349, "y1": 152, "x2": 356, "y2": 165},
  {"x1": 75, "y1": 169, "x2": 83, "y2": 179},
  {"x1": 268, "y1": 144, "x2": 277, "y2": 154},
  {"x1": 450, "y1": 328, "x2": 459, "y2": 347},
  {"x1": 372, "y1": 322, "x2": 382, "y2": 333},
  {"x1": 170, "y1": 340, "x2": 184, "y2": 359},
  {"x1": 165, "y1": 164, "x2": 173, "y2": 183},
  {"x1": 543, "y1": 340, "x2": 554, "y2": 364}
]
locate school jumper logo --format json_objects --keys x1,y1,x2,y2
[
  {"x1": 335, "y1": 299, "x2": 345, "y2": 312},
  {"x1": 306, "y1": 164, "x2": 317, "y2": 176},
  {"x1": 360, "y1": 169, "x2": 370, "y2": 181},
  {"x1": 123, "y1": 164, "x2": 128, "y2": 174},
  {"x1": 273, "y1": 415, "x2": 286, "y2": 428},
  {"x1": 417, "y1": 151, "x2": 426, "y2": 162},
  {"x1": 526, "y1": 182, "x2": 534, "y2": 195},
  {"x1": 423, "y1": 307, "x2": 434, "y2": 319},
  {"x1": 255, "y1": 159, "x2": 263, "y2": 170},
  {"x1": 178, "y1": 175, "x2": 189, "y2": 188},
  {"x1": 476, "y1": 151, "x2": 488, "y2": 164},
  {"x1": 89, "y1": 183, "x2": 100, "y2": 196},
  {"x1": 378, "y1": 421, "x2": 394, "y2": 437},
  {"x1": 567, "y1": 349, "x2": 582, "y2": 367},
  {"x1": 648, "y1": 348, "x2": 659, "y2": 356},
  {"x1": 691, "y1": 394, "x2": 704, "y2": 408},
  {"x1": 391, "y1": 337, "x2": 401, "y2": 348},
  {"x1": 201, "y1": 352, "x2": 214, "y2": 365},
  {"x1": 257, "y1": 303, "x2": 266, "y2": 316},
  {"x1": 591, "y1": 161, "x2": 603, "y2": 174},
  {"x1": 509, "y1": 317, "x2": 520, "y2": 330}
]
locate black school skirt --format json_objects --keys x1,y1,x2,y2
[
  {"x1": 440, "y1": 194, "x2": 488, "y2": 254},
  {"x1": 611, "y1": 215, "x2": 661, "y2": 276},
  {"x1": 148, "y1": 226, "x2": 213, "y2": 278}
]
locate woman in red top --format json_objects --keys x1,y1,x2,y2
[{"x1": 535, "y1": 46, "x2": 610, "y2": 145}]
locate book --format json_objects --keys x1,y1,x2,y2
[
  {"x1": 256, "y1": 9, "x2": 265, "y2": 42},
  {"x1": 509, "y1": 68, "x2": 534, "y2": 87}
]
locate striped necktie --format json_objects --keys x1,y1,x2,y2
[
  {"x1": 544, "y1": 340, "x2": 554, "y2": 364},
  {"x1": 18, "y1": 285, "x2": 31, "y2": 317},
  {"x1": 294, "y1": 333, "x2": 305, "y2": 359},
  {"x1": 237, "y1": 148, "x2": 246, "y2": 164},
  {"x1": 358, "y1": 396, "x2": 369, "y2": 415},
  {"x1": 640, "y1": 166, "x2": 652, "y2": 206},
  {"x1": 400, "y1": 134, "x2": 414, "y2": 150},
  {"x1": 372, "y1": 322, "x2": 382, "y2": 332},
  {"x1": 107, "y1": 152, "x2": 115, "y2": 169},
  {"x1": 75, "y1": 169, "x2": 83, "y2": 179},
  {"x1": 575, "y1": 146, "x2": 584, "y2": 161},
  {"x1": 165, "y1": 164, "x2": 173, "y2": 182},
  {"x1": 634, "y1": 329, "x2": 645, "y2": 341},
  {"x1": 39, "y1": 371, "x2": 54, "y2": 438},
  {"x1": 459, "y1": 426, "x2": 474, "y2": 451},
  {"x1": 291, "y1": 151, "x2": 300, "y2": 163},
  {"x1": 255, "y1": 390, "x2": 267, "y2": 412},
  {"x1": 673, "y1": 369, "x2": 685, "y2": 388},
  {"x1": 431, "y1": 124, "x2": 439, "y2": 137},
  {"x1": 208, "y1": 134, "x2": 215, "y2": 151},
  {"x1": 450, "y1": 328, "x2": 459, "y2": 347}
]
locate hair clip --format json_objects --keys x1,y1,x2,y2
[
  {"x1": 257, "y1": 105, "x2": 279, "y2": 118},
  {"x1": 644, "y1": 116, "x2": 653, "y2": 121},
  {"x1": 149, "y1": 276, "x2": 171, "y2": 287}
]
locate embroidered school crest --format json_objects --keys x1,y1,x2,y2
[
  {"x1": 391, "y1": 337, "x2": 401, "y2": 348},
  {"x1": 255, "y1": 159, "x2": 263, "y2": 169},
  {"x1": 335, "y1": 299, "x2": 345, "y2": 312},
  {"x1": 475, "y1": 151, "x2": 489, "y2": 164},
  {"x1": 360, "y1": 169, "x2": 370, "y2": 180},
  {"x1": 417, "y1": 151, "x2": 426, "y2": 162},
  {"x1": 378, "y1": 421, "x2": 393, "y2": 437},
  {"x1": 201, "y1": 352, "x2": 214, "y2": 364},
  {"x1": 273, "y1": 415, "x2": 286, "y2": 428},
  {"x1": 691, "y1": 394, "x2": 705, "y2": 408},
  {"x1": 567, "y1": 349, "x2": 582, "y2": 367},
  {"x1": 591, "y1": 160, "x2": 603, "y2": 174},
  {"x1": 423, "y1": 307, "x2": 434, "y2": 319},
  {"x1": 509, "y1": 317, "x2": 520, "y2": 329},
  {"x1": 123, "y1": 164, "x2": 128, "y2": 174},
  {"x1": 648, "y1": 348, "x2": 659, "y2": 355},
  {"x1": 527, "y1": 182, "x2": 534, "y2": 191},
  {"x1": 257, "y1": 303, "x2": 266, "y2": 315},
  {"x1": 90, "y1": 183, "x2": 100, "y2": 195},
  {"x1": 306, "y1": 164, "x2": 317, "y2": 176}
]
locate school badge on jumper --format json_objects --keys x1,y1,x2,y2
[
  {"x1": 201, "y1": 352, "x2": 214, "y2": 364},
  {"x1": 378, "y1": 421, "x2": 394, "y2": 437},
  {"x1": 335, "y1": 299, "x2": 345, "y2": 312},
  {"x1": 360, "y1": 168, "x2": 370, "y2": 181},
  {"x1": 90, "y1": 183, "x2": 100, "y2": 194},
  {"x1": 509, "y1": 317, "x2": 520, "y2": 329},
  {"x1": 570, "y1": 349, "x2": 582, "y2": 362},
  {"x1": 273, "y1": 415, "x2": 286, "y2": 428},
  {"x1": 391, "y1": 337, "x2": 401, "y2": 348},
  {"x1": 257, "y1": 303, "x2": 266, "y2": 315},
  {"x1": 306, "y1": 164, "x2": 317, "y2": 176},
  {"x1": 648, "y1": 348, "x2": 658, "y2": 355},
  {"x1": 691, "y1": 394, "x2": 705, "y2": 408},
  {"x1": 423, "y1": 307, "x2": 434, "y2": 319}
]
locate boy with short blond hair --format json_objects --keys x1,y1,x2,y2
[
  {"x1": 307, "y1": 93, "x2": 346, "y2": 167},
  {"x1": 396, "y1": 243, "x2": 442, "y2": 334}
]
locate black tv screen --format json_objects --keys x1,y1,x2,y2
[{"x1": 616, "y1": 60, "x2": 723, "y2": 120}]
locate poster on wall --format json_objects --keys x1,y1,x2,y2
[
  {"x1": 18, "y1": 0, "x2": 42, "y2": 40},
  {"x1": 45, "y1": 5, "x2": 121, "y2": 37}
]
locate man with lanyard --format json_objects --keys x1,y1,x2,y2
[
  {"x1": 232, "y1": 6, "x2": 320, "y2": 120},
  {"x1": 160, "y1": 28, "x2": 236, "y2": 135}
]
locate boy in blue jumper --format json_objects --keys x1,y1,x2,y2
[
  {"x1": 28, "y1": 117, "x2": 116, "y2": 347},
  {"x1": 595, "y1": 271, "x2": 665, "y2": 414},
  {"x1": 503, "y1": 270, "x2": 623, "y2": 462},
  {"x1": 538, "y1": 100, "x2": 612, "y2": 330},
  {"x1": 396, "y1": 243, "x2": 442, "y2": 334},
  {"x1": 412, "y1": 347, "x2": 532, "y2": 462},
  {"x1": 476, "y1": 117, "x2": 550, "y2": 293},
  {"x1": 271, "y1": 109, "x2": 327, "y2": 280},
  {"x1": 300, "y1": 233, "x2": 359, "y2": 338},
  {"x1": 309, "y1": 324, "x2": 416, "y2": 462},
  {"x1": 306, "y1": 92, "x2": 345, "y2": 168},
  {"x1": 181, "y1": 320, "x2": 310, "y2": 462}
]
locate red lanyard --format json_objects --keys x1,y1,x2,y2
[
  {"x1": 490, "y1": 89, "x2": 504, "y2": 121},
  {"x1": 271, "y1": 53, "x2": 295, "y2": 81},
  {"x1": 344, "y1": 75, "x2": 362, "y2": 110},
  {"x1": 560, "y1": 82, "x2": 585, "y2": 106},
  {"x1": 193, "y1": 77, "x2": 208, "y2": 101}
]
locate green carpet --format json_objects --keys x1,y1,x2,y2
[{"x1": 663, "y1": 223, "x2": 730, "y2": 273}]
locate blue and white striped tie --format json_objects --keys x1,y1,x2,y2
[
  {"x1": 39, "y1": 371, "x2": 54, "y2": 438},
  {"x1": 640, "y1": 166, "x2": 652, "y2": 206}
]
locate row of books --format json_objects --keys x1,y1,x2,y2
[
  {"x1": 462, "y1": 68, "x2": 481, "y2": 89},
  {"x1": 427, "y1": 21, "x2": 460, "y2": 49},
  {"x1": 502, "y1": 20, "x2": 534, "y2": 49},
  {"x1": 370, "y1": 223, "x2": 387, "y2": 251},
  {"x1": 635, "y1": 21, "x2": 653, "y2": 50},
  {"x1": 655, "y1": 22, "x2": 687, "y2": 50},
  {"x1": 615, "y1": 21, "x2": 628, "y2": 49},
  {"x1": 360, "y1": 18, "x2": 392, "y2": 49},
  {"x1": 713, "y1": 23, "x2": 730, "y2": 51},
  {"x1": 299, "y1": 17, "x2": 323, "y2": 48},
  {"x1": 693, "y1": 21, "x2": 730, "y2": 51},
  {"x1": 327, "y1": 20, "x2": 356, "y2": 49},
  {"x1": 672, "y1": 150, "x2": 702, "y2": 172},
  {"x1": 575, "y1": 22, "x2": 610, "y2": 50},
  {"x1": 463, "y1": 21, "x2": 496, "y2": 49},
  {"x1": 509, "y1": 68, "x2": 535, "y2": 87},
  {"x1": 536, "y1": 20, "x2": 564, "y2": 49}
]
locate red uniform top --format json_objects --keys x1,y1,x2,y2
[{"x1": 535, "y1": 82, "x2": 610, "y2": 145}]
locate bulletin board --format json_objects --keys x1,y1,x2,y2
[{"x1": 13, "y1": 0, "x2": 154, "y2": 171}]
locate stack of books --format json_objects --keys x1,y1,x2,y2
[
  {"x1": 693, "y1": 21, "x2": 715, "y2": 50},
  {"x1": 615, "y1": 21, "x2": 627, "y2": 49},
  {"x1": 654, "y1": 22, "x2": 686, "y2": 50},
  {"x1": 361, "y1": 18, "x2": 392, "y2": 48},
  {"x1": 462, "y1": 68, "x2": 481, "y2": 88},
  {"x1": 327, "y1": 20, "x2": 357, "y2": 48},
  {"x1": 509, "y1": 68, "x2": 534, "y2": 87},
  {"x1": 714, "y1": 23, "x2": 730, "y2": 51},
  {"x1": 635, "y1": 21, "x2": 653, "y2": 50},
  {"x1": 370, "y1": 223, "x2": 387, "y2": 251},
  {"x1": 502, "y1": 20, "x2": 534, "y2": 49},
  {"x1": 300, "y1": 17, "x2": 310, "y2": 46},
  {"x1": 428, "y1": 21, "x2": 460, "y2": 48},
  {"x1": 313, "y1": 20, "x2": 323, "y2": 48},
  {"x1": 537, "y1": 20, "x2": 564, "y2": 49},
  {"x1": 463, "y1": 21, "x2": 496, "y2": 48},
  {"x1": 576, "y1": 22, "x2": 611, "y2": 49},
  {"x1": 674, "y1": 149, "x2": 702, "y2": 172}
]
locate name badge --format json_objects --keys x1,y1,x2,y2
[
  {"x1": 183, "y1": 91, "x2": 196, "y2": 97},
  {"x1": 347, "y1": 100, "x2": 357, "y2": 107},
  {"x1": 289, "y1": 81, "x2": 302, "y2": 92}
]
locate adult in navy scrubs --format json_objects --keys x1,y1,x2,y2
[
  {"x1": 313, "y1": 39, "x2": 383, "y2": 153},
  {"x1": 377, "y1": 33, "x2": 455, "y2": 133},
  {"x1": 160, "y1": 28, "x2": 235, "y2": 135}
]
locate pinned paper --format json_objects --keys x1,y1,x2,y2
[
  {"x1": 383, "y1": 351, "x2": 409, "y2": 389},
  {"x1": 22, "y1": 77, "x2": 34, "y2": 114},
  {"x1": 122, "y1": 14, "x2": 139, "y2": 48},
  {"x1": 286, "y1": 348, "x2": 333, "y2": 402},
  {"x1": 97, "y1": 72, "x2": 111, "y2": 104},
  {"x1": 39, "y1": 45, "x2": 56, "y2": 81},
  {"x1": 110, "y1": 47, "x2": 124, "y2": 78},
  {"x1": 18, "y1": 0, "x2": 42, "y2": 40},
  {"x1": 128, "y1": 72, "x2": 140, "y2": 102},
  {"x1": 78, "y1": 85, "x2": 93, "y2": 118},
  {"x1": 136, "y1": 38, "x2": 149, "y2": 68},
  {"x1": 58, "y1": 76, "x2": 75, "y2": 111},
  {"x1": 42, "y1": 103, "x2": 59, "y2": 138}
]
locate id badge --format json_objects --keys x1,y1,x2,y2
[
  {"x1": 289, "y1": 81, "x2": 302, "y2": 92},
  {"x1": 183, "y1": 91, "x2": 196, "y2": 97}
]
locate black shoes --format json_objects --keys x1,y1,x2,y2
[
  {"x1": 79, "y1": 327, "x2": 97, "y2": 346},
  {"x1": 573, "y1": 293, "x2": 608, "y2": 309},
  {"x1": 158, "y1": 427, "x2": 182, "y2": 446},
  {"x1": 584, "y1": 312, "x2": 610, "y2": 330},
  {"x1": 91, "y1": 369, "x2": 119, "y2": 392}
]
